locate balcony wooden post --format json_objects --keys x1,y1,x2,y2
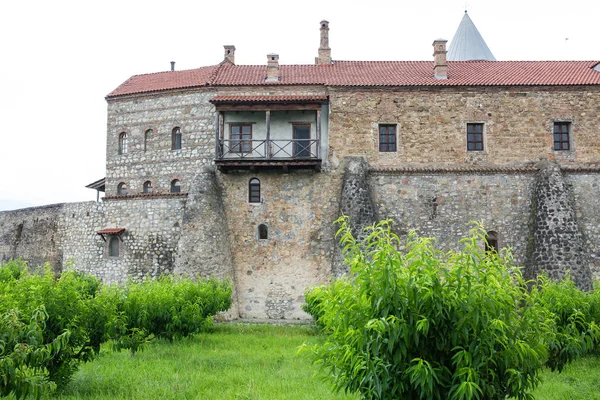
[
  {"x1": 214, "y1": 111, "x2": 220, "y2": 158},
  {"x1": 266, "y1": 110, "x2": 271, "y2": 159},
  {"x1": 316, "y1": 108, "x2": 321, "y2": 159}
]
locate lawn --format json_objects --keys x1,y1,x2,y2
[{"x1": 47, "y1": 323, "x2": 599, "y2": 400}]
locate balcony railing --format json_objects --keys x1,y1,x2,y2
[{"x1": 217, "y1": 139, "x2": 320, "y2": 160}]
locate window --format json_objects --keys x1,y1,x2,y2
[
  {"x1": 143, "y1": 181, "x2": 153, "y2": 194},
  {"x1": 485, "y1": 231, "x2": 498, "y2": 253},
  {"x1": 249, "y1": 178, "x2": 260, "y2": 203},
  {"x1": 230, "y1": 124, "x2": 252, "y2": 153},
  {"x1": 117, "y1": 182, "x2": 127, "y2": 195},
  {"x1": 378, "y1": 124, "x2": 396, "y2": 152},
  {"x1": 144, "y1": 129, "x2": 153, "y2": 152},
  {"x1": 172, "y1": 127, "x2": 182, "y2": 150},
  {"x1": 170, "y1": 179, "x2": 181, "y2": 193},
  {"x1": 467, "y1": 123, "x2": 484, "y2": 151},
  {"x1": 258, "y1": 224, "x2": 268, "y2": 240},
  {"x1": 553, "y1": 122, "x2": 571, "y2": 151},
  {"x1": 108, "y1": 236, "x2": 119, "y2": 257},
  {"x1": 118, "y1": 132, "x2": 128, "y2": 155}
]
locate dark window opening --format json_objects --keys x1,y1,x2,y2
[
  {"x1": 108, "y1": 236, "x2": 119, "y2": 257},
  {"x1": 467, "y1": 123, "x2": 484, "y2": 151},
  {"x1": 258, "y1": 224, "x2": 268, "y2": 240},
  {"x1": 230, "y1": 124, "x2": 252, "y2": 153},
  {"x1": 293, "y1": 124, "x2": 311, "y2": 157},
  {"x1": 249, "y1": 178, "x2": 261, "y2": 203},
  {"x1": 554, "y1": 122, "x2": 571, "y2": 151},
  {"x1": 119, "y1": 132, "x2": 128, "y2": 155},
  {"x1": 144, "y1": 129, "x2": 152, "y2": 151},
  {"x1": 143, "y1": 181, "x2": 153, "y2": 194},
  {"x1": 379, "y1": 124, "x2": 396, "y2": 152},
  {"x1": 485, "y1": 231, "x2": 499, "y2": 253},
  {"x1": 172, "y1": 127, "x2": 182, "y2": 150},
  {"x1": 170, "y1": 179, "x2": 181, "y2": 193},
  {"x1": 117, "y1": 182, "x2": 127, "y2": 196}
]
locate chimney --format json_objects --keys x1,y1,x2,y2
[
  {"x1": 224, "y1": 45, "x2": 236, "y2": 64},
  {"x1": 316, "y1": 20, "x2": 331, "y2": 65},
  {"x1": 170, "y1": 61, "x2": 175, "y2": 71},
  {"x1": 433, "y1": 39, "x2": 448, "y2": 79},
  {"x1": 266, "y1": 53, "x2": 279, "y2": 81}
]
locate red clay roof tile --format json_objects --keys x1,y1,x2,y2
[
  {"x1": 97, "y1": 228, "x2": 125, "y2": 234},
  {"x1": 107, "y1": 61, "x2": 600, "y2": 98},
  {"x1": 210, "y1": 95, "x2": 328, "y2": 103}
]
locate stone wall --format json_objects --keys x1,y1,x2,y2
[
  {"x1": 328, "y1": 86, "x2": 600, "y2": 167},
  {"x1": 371, "y1": 169, "x2": 535, "y2": 266},
  {"x1": 0, "y1": 204, "x2": 65, "y2": 268}
]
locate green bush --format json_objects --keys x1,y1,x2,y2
[
  {"x1": 112, "y1": 276, "x2": 233, "y2": 353},
  {"x1": 305, "y1": 219, "x2": 551, "y2": 400},
  {"x1": 533, "y1": 275, "x2": 600, "y2": 372}
]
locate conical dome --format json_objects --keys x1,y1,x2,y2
[{"x1": 448, "y1": 11, "x2": 496, "y2": 61}]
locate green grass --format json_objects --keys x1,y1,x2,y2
[
  {"x1": 34, "y1": 323, "x2": 599, "y2": 399},
  {"x1": 54, "y1": 324, "x2": 358, "y2": 400}
]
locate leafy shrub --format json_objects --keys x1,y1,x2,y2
[
  {"x1": 533, "y1": 275, "x2": 600, "y2": 372},
  {"x1": 113, "y1": 276, "x2": 232, "y2": 353},
  {"x1": 0, "y1": 307, "x2": 70, "y2": 400},
  {"x1": 304, "y1": 219, "x2": 550, "y2": 400},
  {"x1": 302, "y1": 285, "x2": 328, "y2": 328},
  {"x1": 0, "y1": 262, "x2": 114, "y2": 388}
]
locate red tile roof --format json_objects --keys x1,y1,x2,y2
[
  {"x1": 210, "y1": 95, "x2": 328, "y2": 103},
  {"x1": 97, "y1": 228, "x2": 125, "y2": 235},
  {"x1": 107, "y1": 61, "x2": 600, "y2": 98}
]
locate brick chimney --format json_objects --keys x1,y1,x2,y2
[
  {"x1": 433, "y1": 39, "x2": 448, "y2": 80},
  {"x1": 266, "y1": 53, "x2": 279, "y2": 81},
  {"x1": 224, "y1": 45, "x2": 236, "y2": 64},
  {"x1": 316, "y1": 20, "x2": 331, "y2": 65}
]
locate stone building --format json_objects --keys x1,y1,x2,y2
[{"x1": 2, "y1": 14, "x2": 600, "y2": 318}]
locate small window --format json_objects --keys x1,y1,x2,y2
[
  {"x1": 467, "y1": 123, "x2": 484, "y2": 151},
  {"x1": 108, "y1": 236, "x2": 119, "y2": 257},
  {"x1": 485, "y1": 231, "x2": 499, "y2": 253},
  {"x1": 117, "y1": 182, "x2": 127, "y2": 196},
  {"x1": 170, "y1": 179, "x2": 181, "y2": 193},
  {"x1": 258, "y1": 224, "x2": 268, "y2": 240},
  {"x1": 143, "y1": 181, "x2": 153, "y2": 194},
  {"x1": 249, "y1": 178, "x2": 261, "y2": 203},
  {"x1": 230, "y1": 124, "x2": 252, "y2": 153},
  {"x1": 553, "y1": 122, "x2": 571, "y2": 151},
  {"x1": 144, "y1": 129, "x2": 153, "y2": 152},
  {"x1": 172, "y1": 127, "x2": 182, "y2": 150},
  {"x1": 379, "y1": 124, "x2": 396, "y2": 152},
  {"x1": 119, "y1": 132, "x2": 128, "y2": 155}
]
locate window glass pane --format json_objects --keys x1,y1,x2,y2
[{"x1": 231, "y1": 126, "x2": 240, "y2": 134}]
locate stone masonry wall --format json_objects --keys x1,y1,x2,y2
[
  {"x1": 372, "y1": 170, "x2": 535, "y2": 266},
  {"x1": 219, "y1": 170, "x2": 341, "y2": 319},
  {"x1": 568, "y1": 171, "x2": 600, "y2": 280},
  {"x1": 328, "y1": 86, "x2": 600, "y2": 168},
  {"x1": 0, "y1": 204, "x2": 64, "y2": 268},
  {"x1": 529, "y1": 163, "x2": 593, "y2": 289}
]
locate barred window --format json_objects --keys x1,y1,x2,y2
[
  {"x1": 170, "y1": 179, "x2": 181, "y2": 193},
  {"x1": 467, "y1": 123, "x2": 484, "y2": 151},
  {"x1": 143, "y1": 181, "x2": 153, "y2": 194},
  {"x1": 172, "y1": 127, "x2": 182, "y2": 150},
  {"x1": 378, "y1": 124, "x2": 396, "y2": 152},
  {"x1": 108, "y1": 236, "x2": 119, "y2": 257},
  {"x1": 117, "y1": 182, "x2": 127, "y2": 196},
  {"x1": 144, "y1": 129, "x2": 153, "y2": 152},
  {"x1": 553, "y1": 122, "x2": 570, "y2": 151},
  {"x1": 258, "y1": 224, "x2": 268, "y2": 240},
  {"x1": 485, "y1": 231, "x2": 498, "y2": 253},
  {"x1": 249, "y1": 178, "x2": 260, "y2": 203},
  {"x1": 118, "y1": 132, "x2": 128, "y2": 155}
]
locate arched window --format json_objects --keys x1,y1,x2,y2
[
  {"x1": 117, "y1": 182, "x2": 127, "y2": 196},
  {"x1": 258, "y1": 224, "x2": 268, "y2": 240},
  {"x1": 108, "y1": 236, "x2": 119, "y2": 257},
  {"x1": 249, "y1": 178, "x2": 260, "y2": 203},
  {"x1": 170, "y1": 179, "x2": 181, "y2": 193},
  {"x1": 118, "y1": 132, "x2": 128, "y2": 155},
  {"x1": 144, "y1": 129, "x2": 153, "y2": 152},
  {"x1": 172, "y1": 127, "x2": 182, "y2": 150},
  {"x1": 143, "y1": 181, "x2": 153, "y2": 194},
  {"x1": 485, "y1": 231, "x2": 499, "y2": 253}
]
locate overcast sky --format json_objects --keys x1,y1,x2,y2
[{"x1": 1, "y1": 0, "x2": 597, "y2": 211}]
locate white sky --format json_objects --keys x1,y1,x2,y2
[{"x1": 1, "y1": 0, "x2": 598, "y2": 211}]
